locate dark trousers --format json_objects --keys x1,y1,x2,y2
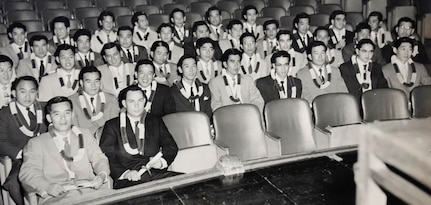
[
  {"x1": 113, "y1": 169, "x2": 181, "y2": 189},
  {"x1": 2, "y1": 160, "x2": 24, "y2": 205}
]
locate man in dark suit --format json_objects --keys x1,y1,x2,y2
[
  {"x1": 135, "y1": 59, "x2": 176, "y2": 117},
  {"x1": 183, "y1": 21, "x2": 222, "y2": 60},
  {"x1": 0, "y1": 76, "x2": 47, "y2": 205},
  {"x1": 291, "y1": 13, "x2": 314, "y2": 54},
  {"x1": 328, "y1": 10, "x2": 354, "y2": 50},
  {"x1": 170, "y1": 55, "x2": 212, "y2": 119},
  {"x1": 117, "y1": 26, "x2": 149, "y2": 64},
  {"x1": 99, "y1": 85, "x2": 179, "y2": 189},
  {"x1": 73, "y1": 29, "x2": 104, "y2": 70},
  {"x1": 340, "y1": 39, "x2": 388, "y2": 103},
  {"x1": 47, "y1": 16, "x2": 75, "y2": 54},
  {"x1": 256, "y1": 50, "x2": 302, "y2": 104}
]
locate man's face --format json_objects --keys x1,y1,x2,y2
[
  {"x1": 76, "y1": 35, "x2": 90, "y2": 53},
  {"x1": 194, "y1": 25, "x2": 209, "y2": 39},
  {"x1": 356, "y1": 43, "x2": 374, "y2": 63},
  {"x1": 9, "y1": 28, "x2": 26, "y2": 46},
  {"x1": 57, "y1": 49, "x2": 75, "y2": 71},
  {"x1": 309, "y1": 45, "x2": 326, "y2": 66},
  {"x1": 159, "y1": 27, "x2": 173, "y2": 43},
  {"x1": 396, "y1": 21, "x2": 414, "y2": 38},
  {"x1": 198, "y1": 42, "x2": 215, "y2": 61},
  {"x1": 0, "y1": 62, "x2": 12, "y2": 85},
  {"x1": 151, "y1": 46, "x2": 168, "y2": 64},
  {"x1": 80, "y1": 72, "x2": 101, "y2": 96},
  {"x1": 181, "y1": 58, "x2": 197, "y2": 81},
  {"x1": 264, "y1": 23, "x2": 278, "y2": 39},
  {"x1": 171, "y1": 11, "x2": 185, "y2": 27},
  {"x1": 244, "y1": 9, "x2": 257, "y2": 24},
  {"x1": 223, "y1": 54, "x2": 241, "y2": 75},
  {"x1": 135, "y1": 15, "x2": 149, "y2": 30},
  {"x1": 53, "y1": 22, "x2": 70, "y2": 39},
  {"x1": 395, "y1": 42, "x2": 413, "y2": 62},
  {"x1": 118, "y1": 29, "x2": 133, "y2": 48},
  {"x1": 278, "y1": 34, "x2": 292, "y2": 51},
  {"x1": 208, "y1": 10, "x2": 221, "y2": 26},
  {"x1": 242, "y1": 36, "x2": 256, "y2": 55},
  {"x1": 123, "y1": 90, "x2": 146, "y2": 118},
  {"x1": 273, "y1": 56, "x2": 290, "y2": 79},
  {"x1": 230, "y1": 24, "x2": 243, "y2": 39},
  {"x1": 315, "y1": 30, "x2": 329, "y2": 45},
  {"x1": 296, "y1": 18, "x2": 310, "y2": 35},
  {"x1": 136, "y1": 64, "x2": 154, "y2": 88},
  {"x1": 48, "y1": 101, "x2": 73, "y2": 133},
  {"x1": 31, "y1": 40, "x2": 48, "y2": 58},
  {"x1": 332, "y1": 14, "x2": 346, "y2": 30},
  {"x1": 13, "y1": 80, "x2": 37, "y2": 107},
  {"x1": 368, "y1": 16, "x2": 380, "y2": 31},
  {"x1": 356, "y1": 29, "x2": 371, "y2": 41},
  {"x1": 100, "y1": 16, "x2": 114, "y2": 31},
  {"x1": 103, "y1": 47, "x2": 122, "y2": 67}
]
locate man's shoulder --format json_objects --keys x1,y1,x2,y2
[
  {"x1": 256, "y1": 75, "x2": 272, "y2": 84},
  {"x1": 0, "y1": 105, "x2": 12, "y2": 117}
]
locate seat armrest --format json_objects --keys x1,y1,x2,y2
[
  {"x1": 264, "y1": 132, "x2": 282, "y2": 157},
  {"x1": 213, "y1": 140, "x2": 229, "y2": 156},
  {"x1": 314, "y1": 126, "x2": 331, "y2": 150}
]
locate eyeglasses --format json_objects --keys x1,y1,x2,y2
[{"x1": 399, "y1": 26, "x2": 412, "y2": 30}]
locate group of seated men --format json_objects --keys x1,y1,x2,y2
[{"x1": 0, "y1": 5, "x2": 431, "y2": 204}]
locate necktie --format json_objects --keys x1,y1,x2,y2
[
  {"x1": 251, "y1": 27, "x2": 255, "y2": 35},
  {"x1": 215, "y1": 28, "x2": 219, "y2": 38},
  {"x1": 190, "y1": 88, "x2": 196, "y2": 108},
  {"x1": 363, "y1": 64, "x2": 367, "y2": 80},
  {"x1": 280, "y1": 81, "x2": 286, "y2": 94},
  {"x1": 90, "y1": 97, "x2": 96, "y2": 115},
  {"x1": 127, "y1": 49, "x2": 133, "y2": 63},
  {"x1": 84, "y1": 55, "x2": 90, "y2": 66},
  {"x1": 205, "y1": 62, "x2": 210, "y2": 76},
  {"x1": 18, "y1": 47, "x2": 24, "y2": 59},
  {"x1": 63, "y1": 137, "x2": 71, "y2": 157},
  {"x1": 26, "y1": 107, "x2": 36, "y2": 129},
  {"x1": 107, "y1": 34, "x2": 110, "y2": 43},
  {"x1": 134, "y1": 121, "x2": 140, "y2": 146},
  {"x1": 319, "y1": 68, "x2": 324, "y2": 82},
  {"x1": 39, "y1": 60, "x2": 45, "y2": 80},
  {"x1": 303, "y1": 36, "x2": 307, "y2": 46},
  {"x1": 248, "y1": 57, "x2": 253, "y2": 73},
  {"x1": 67, "y1": 74, "x2": 72, "y2": 88},
  {"x1": 179, "y1": 29, "x2": 184, "y2": 40},
  {"x1": 270, "y1": 41, "x2": 273, "y2": 50},
  {"x1": 161, "y1": 64, "x2": 166, "y2": 75}
]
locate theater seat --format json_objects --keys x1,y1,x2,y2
[
  {"x1": 265, "y1": 99, "x2": 317, "y2": 155},
  {"x1": 163, "y1": 112, "x2": 226, "y2": 173},
  {"x1": 189, "y1": 2, "x2": 212, "y2": 14},
  {"x1": 123, "y1": 0, "x2": 149, "y2": 10},
  {"x1": 95, "y1": 0, "x2": 122, "y2": 10},
  {"x1": 288, "y1": 5, "x2": 315, "y2": 16},
  {"x1": 213, "y1": 104, "x2": 282, "y2": 161},
  {"x1": 261, "y1": 7, "x2": 287, "y2": 22},
  {"x1": 362, "y1": 88, "x2": 411, "y2": 122},
  {"x1": 163, "y1": 4, "x2": 188, "y2": 14},
  {"x1": 411, "y1": 85, "x2": 431, "y2": 118},
  {"x1": 0, "y1": 156, "x2": 13, "y2": 205},
  {"x1": 134, "y1": 5, "x2": 160, "y2": 16}
]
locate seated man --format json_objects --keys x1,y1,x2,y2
[
  {"x1": 256, "y1": 50, "x2": 302, "y2": 104},
  {"x1": 291, "y1": 13, "x2": 314, "y2": 54},
  {"x1": 183, "y1": 21, "x2": 222, "y2": 60},
  {"x1": 340, "y1": 39, "x2": 388, "y2": 103},
  {"x1": 117, "y1": 26, "x2": 148, "y2": 64},
  {"x1": 209, "y1": 48, "x2": 264, "y2": 113},
  {"x1": 218, "y1": 20, "x2": 243, "y2": 52},
  {"x1": 382, "y1": 37, "x2": 431, "y2": 98},
  {"x1": 205, "y1": 6, "x2": 228, "y2": 41},
  {"x1": 19, "y1": 96, "x2": 111, "y2": 204},
  {"x1": 328, "y1": 10, "x2": 354, "y2": 50},
  {"x1": 48, "y1": 16, "x2": 75, "y2": 54},
  {"x1": 169, "y1": 8, "x2": 192, "y2": 47},
  {"x1": 314, "y1": 26, "x2": 344, "y2": 68},
  {"x1": 157, "y1": 23, "x2": 184, "y2": 64},
  {"x1": 0, "y1": 76, "x2": 46, "y2": 205},
  {"x1": 297, "y1": 41, "x2": 348, "y2": 103},
  {"x1": 149, "y1": 41, "x2": 180, "y2": 87},
  {"x1": 256, "y1": 19, "x2": 279, "y2": 58},
  {"x1": 99, "y1": 85, "x2": 179, "y2": 189},
  {"x1": 239, "y1": 32, "x2": 269, "y2": 81},
  {"x1": 132, "y1": 11, "x2": 158, "y2": 51},
  {"x1": 38, "y1": 44, "x2": 80, "y2": 102},
  {"x1": 0, "y1": 22, "x2": 31, "y2": 69},
  {"x1": 0, "y1": 55, "x2": 15, "y2": 107},
  {"x1": 69, "y1": 66, "x2": 120, "y2": 136},
  {"x1": 195, "y1": 37, "x2": 223, "y2": 84},
  {"x1": 367, "y1": 11, "x2": 392, "y2": 49},
  {"x1": 242, "y1": 5, "x2": 264, "y2": 40},
  {"x1": 135, "y1": 59, "x2": 176, "y2": 117},
  {"x1": 91, "y1": 11, "x2": 117, "y2": 53},
  {"x1": 17, "y1": 35, "x2": 57, "y2": 81},
  {"x1": 73, "y1": 29, "x2": 104, "y2": 70},
  {"x1": 170, "y1": 55, "x2": 212, "y2": 119}
]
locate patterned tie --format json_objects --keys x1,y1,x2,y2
[
  {"x1": 363, "y1": 64, "x2": 367, "y2": 80},
  {"x1": 26, "y1": 107, "x2": 36, "y2": 129},
  {"x1": 18, "y1": 47, "x2": 24, "y2": 60},
  {"x1": 248, "y1": 57, "x2": 253, "y2": 73},
  {"x1": 90, "y1": 97, "x2": 96, "y2": 115},
  {"x1": 127, "y1": 49, "x2": 133, "y2": 63},
  {"x1": 67, "y1": 74, "x2": 72, "y2": 88},
  {"x1": 39, "y1": 60, "x2": 45, "y2": 80}
]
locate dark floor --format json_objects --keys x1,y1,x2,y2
[{"x1": 110, "y1": 152, "x2": 358, "y2": 205}]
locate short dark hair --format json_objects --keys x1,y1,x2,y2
[
  {"x1": 50, "y1": 16, "x2": 70, "y2": 33},
  {"x1": 221, "y1": 48, "x2": 242, "y2": 63},
  {"x1": 98, "y1": 10, "x2": 115, "y2": 29},
  {"x1": 101, "y1": 42, "x2": 120, "y2": 57},
  {"x1": 46, "y1": 96, "x2": 73, "y2": 114},
  {"x1": 150, "y1": 40, "x2": 169, "y2": 52},
  {"x1": 117, "y1": 85, "x2": 146, "y2": 108},
  {"x1": 131, "y1": 11, "x2": 147, "y2": 25},
  {"x1": 177, "y1": 54, "x2": 196, "y2": 68},
  {"x1": 313, "y1": 26, "x2": 329, "y2": 37},
  {"x1": 240, "y1": 32, "x2": 256, "y2": 44},
  {"x1": 393, "y1": 37, "x2": 415, "y2": 48},
  {"x1": 117, "y1": 25, "x2": 133, "y2": 35},
  {"x1": 241, "y1": 5, "x2": 258, "y2": 20},
  {"x1": 73, "y1": 29, "x2": 92, "y2": 42},
  {"x1": 368, "y1": 11, "x2": 383, "y2": 22},
  {"x1": 227, "y1": 19, "x2": 243, "y2": 30},
  {"x1": 192, "y1": 21, "x2": 209, "y2": 33},
  {"x1": 271, "y1": 50, "x2": 291, "y2": 64},
  {"x1": 205, "y1": 6, "x2": 221, "y2": 22},
  {"x1": 307, "y1": 41, "x2": 327, "y2": 55},
  {"x1": 169, "y1": 8, "x2": 185, "y2": 24},
  {"x1": 0, "y1": 55, "x2": 13, "y2": 66},
  {"x1": 11, "y1": 76, "x2": 38, "y2": 91},
  {"x1": 293, "y1": 13, "x2": 310, "y2": 29},
  {"x1": 329, "y1": 10, "x2": 346, "y2": 22},
  {"x1": 396, "y1": 17, "x2": 416, "y2": 30},
  {"x1": 54, "y1": 44, "x2": 75, "y2": 57},
  {"x1": 263, "y1": 19, "x2": 279, "y2": 30},
  {"x1": 196, "y1": 37, "x2": 215, "y2": 49},
  {"x1": 355, "y1": 22, "x2": 371, "y2": 34},
  {"x1": 7, "y1": 22, "x2": 27, "y2": 35},
  {"x1": 276, "y1": 30, "x2": 292, "y2": 41},
  {"x1": 157, "y1": 23, "x2": 174, "y2": 34},
  {"x1": 29, "y1": 35, "x2": 48, "y2": 47},
  {"x1": 356, "y1": 39, "x2": 375, "y2": 50},
  {"x1": 135, "y1": 59, "x2": 155, "y2": 73},
  {"x1": 79, "y1": 66, "x2": 102, "y2": 81}
]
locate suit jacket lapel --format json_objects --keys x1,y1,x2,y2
[{"x1": 46, "y1": 136, "x2": 69, "y2": 173}]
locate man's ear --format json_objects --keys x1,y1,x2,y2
[
  {"x1": 46, "y1": 114, "x2": 52, "y2": 123},
  {"x1": 393, "y1": 47, "x2": 397, "y2": 54},
  {"x1": 11, "y1": 90, "x2": 16, "y2": 98},
  {"x1": 178, "y1": 66, "x2": 183, "y2": 73},
  {"x1": 121, "y1": 100, "x2": 127, "y2": 109},
  {"x1": 196, "y1": 49, "x2": 200, "y2": 56}
]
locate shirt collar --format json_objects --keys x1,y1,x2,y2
[{"x1": 16, "y1": 101, "x2": 34, "y2": 113}]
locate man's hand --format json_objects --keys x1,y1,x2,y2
[
  {"x1": 91, "y1": 173, "x2": 106, "y2": 189},
  {"x1": 47, "y1": 184, "x2": 65, "y2": 197},
  {"x1": 336, "y1": 40, "x2": 346, "y2": 49},
  {"x1": 147, "y1": 157, "x2": 163, "y2": 169},
  {"x1": 124, "y1": 170, "x2": 141, "y2": 181}
]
